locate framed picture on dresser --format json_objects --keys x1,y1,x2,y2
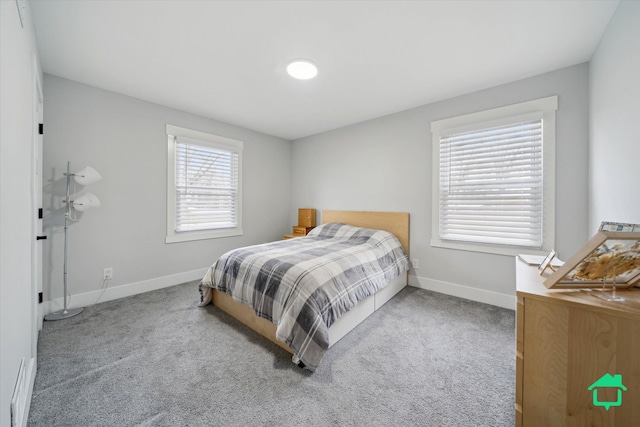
[
  {"x1": 599, "y1": 221, "x2": 640, "y2": 232},
  {"x1": 544, "y1": 231, "x2": 640, "y2": 289}
]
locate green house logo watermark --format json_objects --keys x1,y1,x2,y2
[{"x1": 588, "y1": 373, "x2": 627, "y2": 411}]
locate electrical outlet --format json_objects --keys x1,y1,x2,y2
[
  {"x1": 103, "y1": 268, "x2": 113, "y2": 280},
  {"x1": 411, "y1": 258, "x2": 420, "y2": 269}
]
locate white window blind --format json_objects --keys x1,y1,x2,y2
[
  {"x1": 174, "y1": 137, "x2": 239, "y2": 232},
  {"x1": 431, "y1": 96, "x2": 557, "y2": 256},
  {"x1": 166, "y1": 124, "x2": 243, "y2": 243},
  {"x1": 439, "y1": 117, "x2": 543, "y2": 248}
]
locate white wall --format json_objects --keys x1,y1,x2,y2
[
  {"x1": 0, "y1": 1, "x2": 42, "y2": 425},
  {"x1": 291, "y1": 64, "x2": 590, "y2": 308},
  {"x1": 589, "y1": 0, "x2": 640, "y2": 233},
  {"x1": 42, "y1": 76, "x2": 292, "y2": 310}
]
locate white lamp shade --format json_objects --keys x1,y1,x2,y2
[
  {"x1": 74, "y1": 166, "x2": 101, "y2": 186},
  {"x1": 73, "y1": 192, "x2": 101, "y2": 212}
]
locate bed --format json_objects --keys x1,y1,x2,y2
[{"x1": 198, "y1": 210, "x2": 410, "y2": 370}]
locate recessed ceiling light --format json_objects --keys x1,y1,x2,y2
[{"x1": 286, "y1": 59, "x2": 318, "y2": 80}]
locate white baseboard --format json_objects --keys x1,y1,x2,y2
[
  {"x1": 44, "y1": 268, "x2": 208, "y2": 315},
  {"x1": 10, "y1": 356, "x2": 35, "y2": 427},
  {"x1": 23, "y1": 357, "x2": 36, "y2": 427},
  {"x1": 43, "y1": 268, "x2": 515, "y2": 314},
  {"x1": 409, "y1": 274, "x2": 516, "y2": 310}
]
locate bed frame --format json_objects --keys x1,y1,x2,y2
[{"x1": 211, "y1": 210, "x2": 410, "y2": 354}]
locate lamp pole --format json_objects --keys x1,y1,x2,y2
[{"x1": 44, "y1": 162, "x2": 84, "y2": 320}]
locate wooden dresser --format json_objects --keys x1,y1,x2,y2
[{"x1": 515, "y1": 258, "x2": 640, "y2": 426}]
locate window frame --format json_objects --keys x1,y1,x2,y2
[
  {"x1": 430, "y1": 96, "x2": 557, "y2": 256},
  {"x1": 166, "y1": 124, "x2": 243, "y2": 243}
]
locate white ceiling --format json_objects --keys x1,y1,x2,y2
[{"x1": 31, "y1": 0, "x2": 619, "y2": 141}]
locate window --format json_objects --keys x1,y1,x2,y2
[
  {"x1": 431, "y1": 96, "x2": 557, "y2": 256},
  {"x1": 166, "y1": 124, "x2": 243, "y2": 243}
]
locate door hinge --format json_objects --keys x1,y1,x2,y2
[
  {"x1": 39, "y1": 123, "x2": 44, "y2": 135},
  {"x1": 38, "y1": 292, "x2": 43, "y2": 304},
  {"x1": 36, "y1": 235, "x2": 47, "y2": 240},
  {"x1": 38, "y1": 208, "x2": 43, "y2": 219}
]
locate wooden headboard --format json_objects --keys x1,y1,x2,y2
[{"x1": 322, "y1": 210, "x2": 410, "y2": 255}]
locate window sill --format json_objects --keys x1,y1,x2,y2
[
  {"x1": 166, "y1": 228, "x2": 243, "y2": 243},
  {"x1": 430, "y1": 238, "x2": 548, "y2": 257}
]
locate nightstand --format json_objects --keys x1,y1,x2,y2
[
  {"x1": 283, "y1": 227, "x2": 315, "y2": 240},
  {"x1": 283, "y1": 208, "x2": 316, "y2": 240}
]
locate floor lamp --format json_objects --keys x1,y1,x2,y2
[{"x1": 45, "y1": 161, "x2": 101, "y2": 321}]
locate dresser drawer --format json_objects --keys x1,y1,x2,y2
[{"x1": 292, "y1": 226, "x2": 314, "y2": 236}]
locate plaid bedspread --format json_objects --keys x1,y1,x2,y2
[{"x1": 199, "y1": 222, "x2": 409, "y2": 371}]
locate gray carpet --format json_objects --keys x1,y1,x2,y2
[{"x1": 28, "y1": 282, "x2": 515, "y2": 426}]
